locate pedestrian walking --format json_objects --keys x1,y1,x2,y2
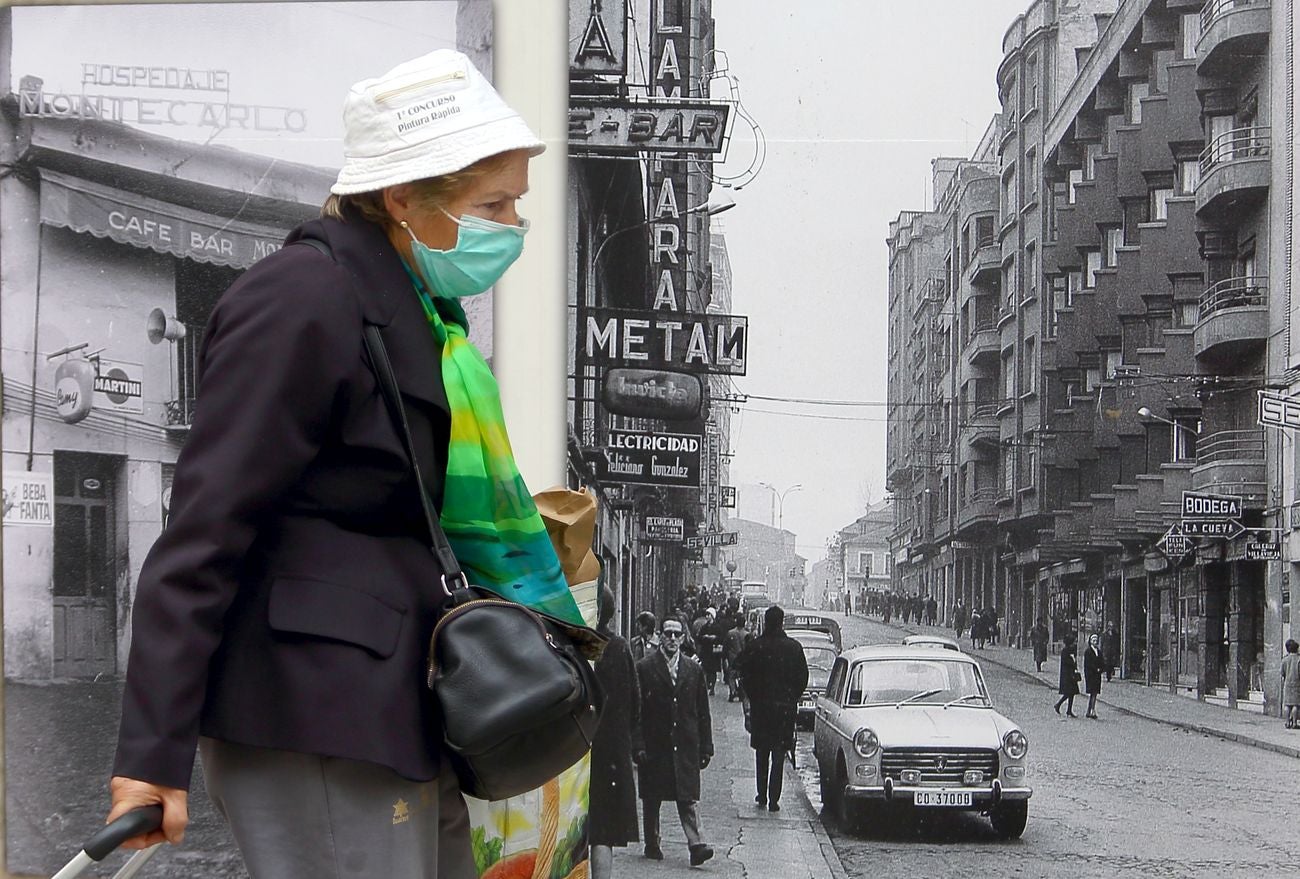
[
  {"x1": 633, "y1": 618, "x2": 715, "y2": 867},
  {"x1": 1281, "y1": 639, "x2": 1300, "y2": 729},
  {"x1": 970, "y1": 606, "x2": 984, "y2": 649},
  {"x1": 1030, "y1": 619, "x2": 1049, "y2": 672},
  {"x1": 590, "y1": 585, "x2": 639, "y2": 879},
  {"x1": 988, "y1": 606, "x2": 1001, "y2": 646},
  {"x1": 1102, "y1": 623, "x2": 1120, "y2": 682},
  {"x1": 698, "y1": 609, "x2": 727, "y2": 696},
  {"x1": 631, "y1": 611, "x2": 660, "y2": 661},
  {"x1": 926, "y1": 595, "x2": 938, "y2": 626},
  {"x1": 724, "y1": 621, "x2": 748, "y2": 702},
  {"x1": 1083, "y1": 633, "x2": 1103, "y2": 718},
  {"x1": 953, "y1": 601, "x2": 968, "y2": 639},
  {"x1": 735, "y1": 607, "x2": 809, "y2": 812},
  {"x1": 1055, "y1": 638, "x2": 1081, "y2": 717},
  {"x1": 103, "y1": 49, "x2": 575, "y2": 878}
]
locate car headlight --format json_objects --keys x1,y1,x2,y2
[
  {"x1": 1002, "y1": 729, "x2": 1028, "y2": 760},
  {"x1": 853, "y1": 727, "x2": 880, "y2": 759}
]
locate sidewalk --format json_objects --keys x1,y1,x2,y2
[
  {"x1": 886, "y1": 619, "x2": 1300, "y2": 760},
  {"x1": 612, "y1": 689, "x2": 847, "y2": 879}
]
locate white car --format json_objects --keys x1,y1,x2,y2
[{"x1": 812, "y1": 645, "x2": 1031, "y2": 838}]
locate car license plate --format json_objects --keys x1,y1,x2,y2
[{"x1": 914, "y1": 790, "x2": 972, "y2": 807}]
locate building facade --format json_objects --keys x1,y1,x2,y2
[
  {"x1": 886, "y1": 0, "x2": 1294, "y2": 714},
  {"x1": 565, "y1": 0, "x2": 740, "y2": 635}
]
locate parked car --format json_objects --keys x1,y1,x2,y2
[
  {"x1": 812, "y1": 645, "x2": 1031, "y2": 839},
  {"x1": 797, "y1": 643, "x2": 839, "y2": 729},
  {"x1": 901, "y1": 634, "x2": 962, "y2": 652}
]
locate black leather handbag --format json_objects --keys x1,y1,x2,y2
[{"x1": 361, "y1": 318, "x2": 606, "y2": 802}]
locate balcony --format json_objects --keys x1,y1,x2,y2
[
  {"x1": 1197, "y1": 0, "x2": 1271, "y2": 76},
  {"x1": 1194, "y1": 276, "x2": 1268, "y2": 361},
  {"x1": 1190, "y1": 429, "x2": 1267, "y2": 507},
  {"x1": 969, "y1": 243, "x2": 1000, "y2": 284},
  {"x1": 956, "y1": 488, "x2": 999, "y2": 534},
  {"x1": 965, "y1": 319, "x2": 1000, "y2": 365},
  {"x1": 1197, "y1": 126, "x2": 1271, "y2": 218},
  {"x1": 967, "y1": 402, "x2": 999, "y2": 447}
]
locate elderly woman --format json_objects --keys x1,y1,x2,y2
[{"x1": 105, "y1": 50, "x2": 576, "y2": 879}]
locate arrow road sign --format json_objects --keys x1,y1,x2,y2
[
  {"x1": 1179, "y1": 519, "x2": 1245, "y2": 540},
  {"x1": 1158, "y1": 523, "x2": 1194, "y2": 558}
]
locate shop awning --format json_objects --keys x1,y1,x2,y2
[{"x1": 39, "y1": 168, "x2": 290, "y2": 270}]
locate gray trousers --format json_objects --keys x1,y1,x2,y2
[
  {"x1": 200, "y1": 737, "x2": 475, "y2": 879},
  {"x1": 642, "y1": 799, "x2": 703, "y2": 848}
]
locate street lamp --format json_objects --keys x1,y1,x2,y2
[
  {"x1": 590, "y1": 191, "x2": 737, "y2": 268},
  {"x1": 759, "y1": 482, "x2": 803, "y2": 532},
  {"x1": 1136, "y1": 407, "x2": 1198, "y2": 435}
]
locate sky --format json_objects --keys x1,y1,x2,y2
[
  {"x1": 709, "y1": 0, "x2": 1034, "y2": 564},
  {"x1": 10, "y1": 1, "x2": 460, "y2": 169}
]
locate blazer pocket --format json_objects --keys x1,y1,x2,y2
[{"x1": 267, "y1": 576, "x2": 407, "y2": 659}]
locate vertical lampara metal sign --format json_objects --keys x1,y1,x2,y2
[{"x1": 648, "y1": 0, "x2": 691, "y2": 313}]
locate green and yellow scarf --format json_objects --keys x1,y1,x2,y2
[{"x1": 406, "y1": 271, "x2": 584, "y2": 628}]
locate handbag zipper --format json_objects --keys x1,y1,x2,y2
[
  {"x1": 426, "y1": 598, "x2": 564, "y2": 688},
  {"x1": 374, "y1": 70, "x2": 466, "y2": 104}
]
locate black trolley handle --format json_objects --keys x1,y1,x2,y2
[{"x1": 53, "y1": 806, "x2": 164, "y2": 879}]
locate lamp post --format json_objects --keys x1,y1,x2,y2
[
  {"x1": 760, "y1": 482, "x2": 802, "y2": 606},
  {"x1": 590, "y1": 191, "x2": 737, "y2": 269}
]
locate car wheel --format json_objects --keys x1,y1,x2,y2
[
  {"x1": 834, "y1": 760, "x2": 861, "y2": 831},
  {"x1": 818, "y1": 759, "x2": 839, "y2": 815},
  {"x1": 990, "y1": 800, "x2": 1028, "y2": 839}
]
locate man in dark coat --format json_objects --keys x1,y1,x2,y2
[
  {"x1": 1054, "y1": 637, "x2": 1080, "y2": 717},
  {"x1": 633, "y1": 618, "x2": 715, "y2": 866},
  {"x1": 590, "y1": 585, "x2": 639, "y2": 879},
  {"x1": 1030, "y1": 619, "x2": 1050, "y2": 672},
  {"x1": 953, "y1": 600, "x2": 968, "y2": 638},
  {"x1": 736, "y1": 606, "x2": 809, "y2": 812},
  {"x1": 697, "y1": 608, "x2": 727, "y2": 696},
  {"x1": 630, "y1": 611, "x2": 659, "y2": 661}
]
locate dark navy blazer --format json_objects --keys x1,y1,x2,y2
[{"x1": 114, "y1": 216, "x2": 453, "y2": 790}]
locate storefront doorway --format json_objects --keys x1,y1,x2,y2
[{"x1": 52, "y1": 452, "x2": 123, "y2": 678}]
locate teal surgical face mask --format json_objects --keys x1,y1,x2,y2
[{"x1": 402, "y1": 208, "x2": 528, "y2": 298}]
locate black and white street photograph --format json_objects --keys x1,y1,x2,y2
[
  {"x1": 566, "y1": 0, "x2": 1296, "y2": 877},
  {"x1": 1, "y1": 3, "x2": 495, "y2": 876}
]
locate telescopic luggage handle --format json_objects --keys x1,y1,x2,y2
[{"x1": 52, "y1": 806, "x2": 164, "y2": 879}]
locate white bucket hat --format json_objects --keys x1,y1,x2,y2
[{"x1": 331, "y1": 49, "x2": 545, "y2": 196}]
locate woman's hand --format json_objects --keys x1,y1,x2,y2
[{"x1": 108, "y1": 776, "x2": 188, "y2": 849}]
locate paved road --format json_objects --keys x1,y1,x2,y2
[{"x1": 803, "y1": 614, "x2": 1291, "y2": 879}]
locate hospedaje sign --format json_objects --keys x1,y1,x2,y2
[
  {"x1": 583, "y1": 307, "x2": 748, "y2": 376},
  {"x1": 593, "y1": 429, "x2": 701, "y2": 488}
]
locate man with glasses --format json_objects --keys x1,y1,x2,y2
[{"x1": 632, "y1": 619, "x2": 715, "y2": 866}]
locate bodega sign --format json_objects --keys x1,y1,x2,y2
[{"x1": 595, "y1": 428, "x2": 701, "y2": 489}]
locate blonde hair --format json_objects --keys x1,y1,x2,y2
[{"x1": 321, "y1": 151, "x2": 519, "y2": 226}]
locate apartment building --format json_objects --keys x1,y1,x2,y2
[{"x1": 887, "y1": 0, "x2": 1293, "y2": 714}]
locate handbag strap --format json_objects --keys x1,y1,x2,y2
[{"x1": 296, "y1": 237, "x2": 464, "y2": 595}]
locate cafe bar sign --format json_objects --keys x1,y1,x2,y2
[
  {"x1": 584, "y1": 307, "x2": 748, "y2": 376},
  {"x1": 593, "y1": 428, "x2": 701, "y2": 489},
  {"x1": 569, "y1": 98, "x2": 731, "y2": 156},
  {"x1": 39, "y1": 169, "x2": 287, "y2": 271}
]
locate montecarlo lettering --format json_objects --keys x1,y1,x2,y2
[{"x1": 609, "y1": 434, "x2": 700, "y2": 452}]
